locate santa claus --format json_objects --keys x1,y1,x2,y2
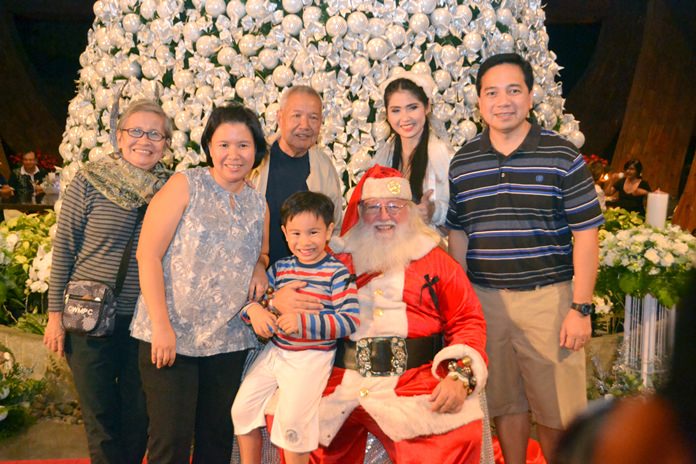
[{"x1": 271, "y1": 166, "x2": 488, "y2": 464}]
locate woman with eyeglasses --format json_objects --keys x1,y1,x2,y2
[{"x1": 44, "y1": 99, "x2": 172, "y2": 464}]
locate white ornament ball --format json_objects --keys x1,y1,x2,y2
[
  {"x1": 94, "y1": 57, "x2": 112, "y2": 77},
  {"x1": 347, "y1": 12, "x2": 368, "y2": 35},
  {"x1": 119, "y1": 0, "x2": 137, "y2": 11},
  {"x1": 183, "y1": 22, "x2": 202, "y2": 42},
  {"x1": 431, "y1": 8, "x2": 452, "y2": 28},
  {"x1": 497, "y1": 8, "x2": 514, "y2": 27},
  {"x1": 532, "y1": 84, "x2": 546, "y2": 105},
  {"x1": 190, "y1": 126, "x2": 204, "y2": 144},
  {"x1": 454, "y1": 5, "x2": 472, "y2": 24},
  {"x1": 122, "y1": 14, "x2": 141, "y2": 33},
  {"x1": 479, "y1": 7, "x2": 497, "y2": 31},
  {"x1": 349, "y1": 56, "x2": 370, "y2": 77},
  {"x1": 282, "y1": 0, "x2": 303, "y2": 14},
  {"x1": 156, "y1": 1, "x2": 177, "y2": 18},
  {"x1": 409, "y1": 13, "x2": 430, "y2": 34},
  {"x1": 141, "y1": 58, "x2": 161, "y2": 79},
  {"x1": 81, "y1": 130, "x2": 98, "y2": 150},
  {"x1": 235, "y1": 77, "x2": 256, "y2": 99},
  {"x1": 463, "y1": 32, "x2": 483, "y2": 53},
  {"x1": 94, "y1": 28, "x2": 111, "y2": 52},
  {"x1": 368, "y1": 18, "x2": 386, "y2": 37},
  {"x1": 410, "y1": 62, "x2": 431, "y2": 75},
  {"x1": 568, "y1": 130, "x2": 585, "y2": 149},
  {"x1": 196, "y1": 35, "x2": 220, "y2": 57},
  {"x1": 155, "y1": 45, "x2": 173, "y2": 64},
  {"x1": 238, "y1": 35, "x2": 259, "y2": 56},
  {"x1": 171, "y1": 130, "x2": 188, "y2": 149},
  {"x1": 217, "y1": 46, "x2": 235, "y2": 66},
  {"x1": 372, "y1": 121, "x2": 391, "y2": 141},
  {"x1": 515, "y1": 23, "x2": 529, "y2": 41},
  {"x1": 352, "y1": 100, "x2": 370, "y2": 120},
  {"x1": 246, "y1": 0, "x2": 267, "y2": 19},
  {"x1": 174, "y1": 111, "x2": 191, "y2": 132},
  {"x1": 259, "y1": 49, "x2": 280, "y2": 69},
  {"x1": 499, "y1": 33, "x2": 515, "y2": 53},
  {"x1": 535, "y1": 102, "x2": 554, "y2": 120},
  {"x1": 266, "y1": 102, "x2": 281, "y2": 123},
  {"x1": 463, "y1": 84, "x2": 478, "y2": 107},
  {"x1": 88, "y1": 146, "x2": 108, "y2": 163},
  {"x1": 94, "y1": 88, "x2": 111, "y2": 110},
  {"x1": 415, "y1": 0, "x2": 437, "y2": 14},
  {"x1": 310, "y1": 72, "x2": 329, "y2": 92},
  {"x1": 433, "y1": 69, "x2": 451, "y2": 91},
  {"x1": 385, "y1": 25, "x2": 406, "y2": 47},
  {"x1": 205, "y1": 0, "x2": 227, "y2": 17},
  {"x1": 459, "y1": 120, "x2": 478, "y2": 142},
  {"x1": 196, "y1": 85, "x2": 214, "y2": 103},
  {"x1": 366, "y1": 38, "x2": 390, "y2": 61},
  {"x1": 272, "y1": 65, "x2": 294, "y2": 87},
  {"x1": 326, "y1": 16, "x2": 348, "y2": 37},
  {"x1": 227, "y1": 0, "x2": 246, "y2": 19},
  {"x1": 292, "y1": 50, "x2": 309, "y2": 73},
  {"x1": 139, "y1": 0, "x2": 157, "y2": 20},
  {"x1": 126, "y1": 60, "x2": 141, "y2": 78},
  {"x1": 440, "y1": 44, "x2": 459, "y2": 65},
  {"x1": 303, "y1": 6, "x2": 322, "y2": 24},
  {"x1": 173, "y1": 69, "x2": 194, "y2": 88},
  {"x1": 282, "y1": 14, "x2": 303, "y2": 36}
]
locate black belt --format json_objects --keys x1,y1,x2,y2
[{"x1": 335, "y1": 334, "x2": 443, "y2": 377}]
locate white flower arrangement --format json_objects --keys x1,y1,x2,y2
[
  {"x1": 60, "y1": 0, "x2": 584, "y2": 193},
  {"x1": 597, "y1": 223, "x2": 696, "y2": 308}
]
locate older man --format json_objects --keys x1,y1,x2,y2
[
  {"x1": 249, "y1": 85, "x2": 343, "y2": 266},
  {"x1": 274, "y1": 166, "x2": 487, "y2": 463}
]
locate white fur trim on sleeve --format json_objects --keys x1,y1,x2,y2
[{"x1": 431, "y1": 344, "x2": 488, "y2": 396}]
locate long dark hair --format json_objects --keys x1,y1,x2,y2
[{"x1": 384, "y1": 78, "x2": 430, "y2": 202}]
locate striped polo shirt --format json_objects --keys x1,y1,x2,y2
[
  {"x1": 242, "y1": 254, "x2": 360, "y2": 351},
  {"x1": 447, "y1": 124, "x2": 604, "y2": 289},
  {"x1": 48, "y1": 173, "x2": 145, "y2": 315}
]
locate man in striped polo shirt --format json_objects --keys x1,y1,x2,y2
[{"x1": 447, "y1": 53, "x2": 604, "y2": 464}]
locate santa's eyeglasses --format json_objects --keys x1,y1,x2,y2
[{"x1": 359, "y1": 200, "x2": 408, "y2": 217}]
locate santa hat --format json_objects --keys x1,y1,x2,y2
[{"x1": 340, "y1": 165, "x2": 411, "y2": 236}]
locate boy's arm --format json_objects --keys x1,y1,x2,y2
[{"x1": 296, "y1": 268, "x2": 360, "y2": 340}]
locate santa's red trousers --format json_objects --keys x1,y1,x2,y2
[{"x1": 268, "y1": 407, "x2": 482, "y2": 464}]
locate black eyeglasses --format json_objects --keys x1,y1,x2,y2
[{"x1": 120, "y1": 128, "x2": 166, "y2": 141}]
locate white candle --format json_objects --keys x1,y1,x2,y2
[{"x1": 646, "y1": 190, "x2": 669, "y2": 228}]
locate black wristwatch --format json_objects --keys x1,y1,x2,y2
[{"x1": 570, "y1": 302, "x2": 593, "y2": 316}]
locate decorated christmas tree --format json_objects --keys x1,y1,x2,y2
[{"x1": 59, "y1": 0, "x2": 585, "y2": 195}]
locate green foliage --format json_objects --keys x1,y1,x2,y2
[
  {"x1": 602, "y1": 207, "x2": 644, "y2": 233},
  {"x1": 0, "y1": 212, "x2": 55, "y2": 328},
  {"x1": 0, "y1": 345, "x2": 46, "y2": 440}
]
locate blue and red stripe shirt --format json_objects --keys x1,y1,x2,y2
[{"x1": 242, "y1": 254, "x2": 360, "y2": 351}]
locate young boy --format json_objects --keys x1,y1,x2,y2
[{"x1": 232, "y1": 191, "x2": 360, "y2": 464}]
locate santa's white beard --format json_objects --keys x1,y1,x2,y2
[{"x1": 346, "y1": 219, "x2": 422, "y2": 274}]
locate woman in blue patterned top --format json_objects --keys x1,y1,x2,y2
[{"x1": 131, "y1": 105, "x2": 269, "y2": 464}]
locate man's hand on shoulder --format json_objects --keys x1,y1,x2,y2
[{"x1": 429, "y1": 376, "x2": 468, "y2": 414}]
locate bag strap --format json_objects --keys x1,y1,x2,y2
[{"x1": 114, "y1": 204, "x2": 147, "y2": 297}]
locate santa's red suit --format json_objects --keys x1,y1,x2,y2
[{"x1": 310, "y1": 229, "x2": 488, "y2": 464}]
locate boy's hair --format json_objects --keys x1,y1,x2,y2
[{"x1": 280, "y1": 191, "x2": 334, "y2": 227}]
